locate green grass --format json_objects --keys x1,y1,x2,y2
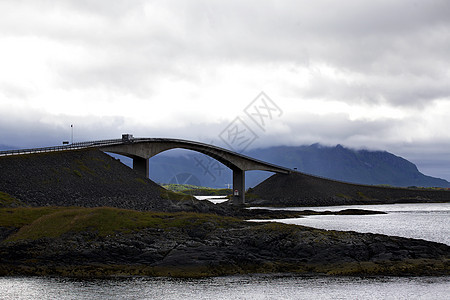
[
  {"x1": 135, "y1": 178, "x2": 148, "y2": 185},
  {"x1": 0, "y1": 207, "x2": 61, "y2": 227},
  {"x1": 336, "y1": 193, "x2": 351, "y2": 200},
  {"x1": 244, "y1": 192, "x2": 259, "y2": 200},
  {"x1": 357, "y1": 191, "x2": 372, "y2": 200},
  {"x1": 161, "y1": 184, "x2": 260, "y2": 200},
  {"x1": 162, "y1": 184, "x2": 231, "y2": 196},
  {"x1": 76, "y1": 160, "x2": 96, "y2": 175},
  {"x1": 183, "y1": 188, "x2": 231, "y2": 196},
  {"x1": 162, "y1": 184, "x2": 208, "y2": 192},
  {"x1": 160, "y1": 189, "x2": 196, "y2": 201},
  {"x1": 1, "y1": 207, "x2": 243, "y2": 241},
  {"x1": 0, "y1": 192, "x2": 25, "y2": 208}
]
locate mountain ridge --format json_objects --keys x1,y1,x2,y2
[
  {"x1": 148, "y1": 144, "x2": 450, "y2": 188},
  {"x1": 245, "y1": 144, "x2": 450, "y2": 188}
]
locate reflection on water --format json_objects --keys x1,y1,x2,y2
[
  {"x1": 1, "y1": 275, "x2": 449, "y2": 300},
  {"x1": 249, "y1": 203, "x2": 450, "y2": 245}
]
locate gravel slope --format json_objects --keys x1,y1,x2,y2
[{"x1": 248, "y1": 172, "x2": 450, "y2": 206}]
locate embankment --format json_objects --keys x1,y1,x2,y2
[
  {"x1": 248, "y1": 172, "x2": 450, "y2": 207},
  {"x1": 0, "y1": 149, "x2": 223, "y2": 214}
]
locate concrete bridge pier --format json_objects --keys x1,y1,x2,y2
[
  {"x1": 132, "y1": 156, "x2": 149, "y2": 177},
  {"x1": 100, "y1": 138, "x2": 291, "y2": 206},
  {"x1": 132, "y1": 154, "x2": 245, "y2": 205},
  {"x1": 232, "y1": 169, "x2": 245, "y2": 205}
]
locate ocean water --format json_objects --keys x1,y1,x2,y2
[
  {"x1": 249, "y1": 203, "x2": 450, "y2": 245},
  {"x1": 0, "y1": 275, "x2": 449, "y2": 300}
]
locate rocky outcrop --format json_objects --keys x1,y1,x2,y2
[
  {"x1": 0, "y1": 216, "x2": 448, "y2": 277},
  {"x1": 248, "y1": 172, "x2": 450, "y2": 207}
]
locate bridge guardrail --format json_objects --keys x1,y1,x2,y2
[{"x1": 0, "y1": 139, "x2": 123, "y2": 157}]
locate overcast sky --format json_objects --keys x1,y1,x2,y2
[{"x1": 1, "y1": 0, "x2": 449, "y2": 180}]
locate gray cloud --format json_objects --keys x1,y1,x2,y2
[
  {"x1": 1, "y1": 0, "x2": 449, "y2": 179},
  {"x1": 1, "y1": 108, "x2": 449, "y2": 180},
  {"x1": 2, "y1": 0, "x2": 449, "y2": 105},
  {"x1": 0, "y1": 109, "x2": 126, "y2": 148}
]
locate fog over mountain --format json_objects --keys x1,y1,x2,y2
[{"x1": 146, "y1": 144, "x2": 450, "y2": 189}]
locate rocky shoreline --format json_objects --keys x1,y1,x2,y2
[{"x1": 0, "y1": 207, "x2": 449, "y2": 277}]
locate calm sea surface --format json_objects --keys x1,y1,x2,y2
[
  {"x1": 249, "y1": 203, "x2": 450, "y2": 245},
  {"x1": 0, "y1": 203, "x2": 448, "y2": 299},
  {"x1": 0, "y1": 275, "x2": 449, "y2": 300}
]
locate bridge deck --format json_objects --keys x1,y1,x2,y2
[{"x1": 0, "y1": 138, "x2": 291, "y2": 173}]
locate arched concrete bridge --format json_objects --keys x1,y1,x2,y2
[
  {"x1": 100, "y1": 138, "x2": 291, "y2": 204},
  {"x1": 0, "y1": 136, "x2": 292, "y2": 205}
]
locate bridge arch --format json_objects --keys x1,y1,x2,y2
[{"x1": 99, "y1": 138, "x2": 291, "y2": 205}]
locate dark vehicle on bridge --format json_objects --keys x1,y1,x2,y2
[{"x1": 122, "y1": 134, "x2": 134, "y2": 143}]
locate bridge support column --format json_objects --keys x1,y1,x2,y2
[
  {"x1": 133, "y1": 157, "x2": 149, "y2": 178},
  {"x1": 232, "y1": 169, "x2": 245, "y2": 205}
]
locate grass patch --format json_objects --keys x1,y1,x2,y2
[
  {"x1": 160, "y1": 189, "x2": 195, "y2": 201},
  {"x1": 135, "y1": 178, "x2": 147, "y2": 185},
  {"x1": 336, "y1": 193, "x2": 351, "y2": 200},
  {"x1": 162, "y1": 184, "x2": 231, "y2": 196},
  {"x1": 357, "y1": 191, "x2": 373, "y2": 201},
  {"x1": 162, "y1": 184, "x2": 207, "y2": 192},
  {"x1": 78, "y1": 164, "x2": 94, "y2": 175},
  {"x1": 0, "y1": 207, "x2": 62, "y2": 227},
  {"x1": 244, "y1": 192, "x2": 259, "y2": 200},
  {"x1": 0, "y1": 192, "x2": 24, "y2": 208},
  {"x1": 2, "y1": 207, "x2": 242, "y2": 241},
  {"x1": 73, "y1": 170, "x2": 82, "y2": 177}
]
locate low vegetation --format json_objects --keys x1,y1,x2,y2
[
  {"x1": 162, "y1": 184, "x2": 231, "y2": 196},
  {"x1": 1, "y1": 206, "x2": 448, "y2": 277},
  {"x1": 0, "y1": 192, "x2": 24, "y2": 208},
  {"x1": 1, "y1": 207, "x2": 242, "y2": 242},
  {"x1": 159, "y1": 189, "x2": 196, "y2": 201}
]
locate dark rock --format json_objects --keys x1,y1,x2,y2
[
  {"x1": 248, "y1": 172, "x2": 450, "y2": 207},
  {"x1": 0, "y1": 149, "x2": 230, "y2": 215}
]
